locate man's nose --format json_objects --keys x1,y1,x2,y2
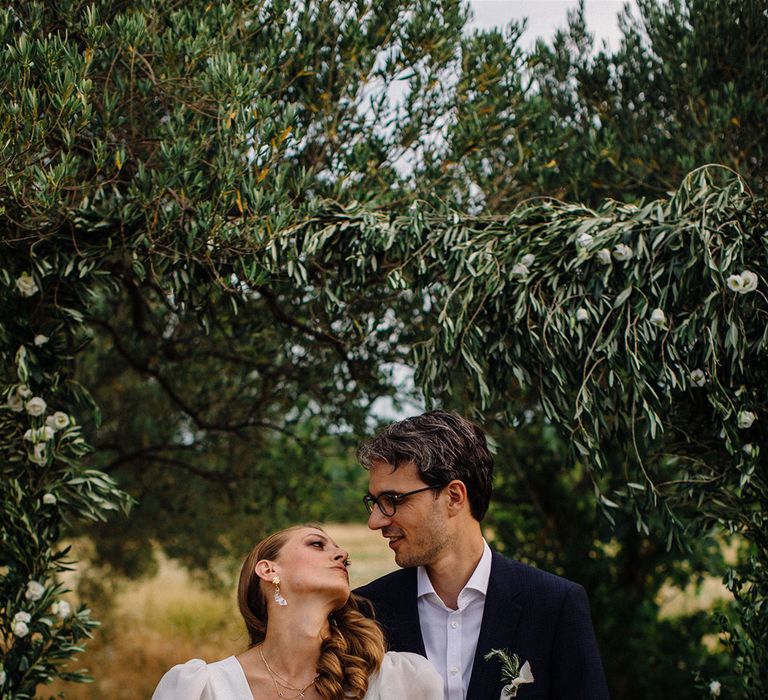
[{"x1": 367, "y1": 505, "x2": 390, "y2": 530}]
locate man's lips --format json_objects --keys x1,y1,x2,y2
[{"x1": 384, "y1": 533, "x2": 404, "y2": 549}]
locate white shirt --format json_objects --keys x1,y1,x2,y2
[{"x1": 417, "y1": 540, "x2": 492, "y2": 700}]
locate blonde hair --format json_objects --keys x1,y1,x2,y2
[{"x1": 236, "y1": 525, "x2": 386, "y2": 700}]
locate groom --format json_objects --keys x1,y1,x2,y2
[{"x1": 355, "y1": 410, "x2": 609, "y2": 700}]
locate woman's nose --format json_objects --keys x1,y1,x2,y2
[{"x1": 333, "y1": 547, "x2": 348, "y2": 562}]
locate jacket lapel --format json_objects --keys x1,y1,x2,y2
[{"x1": 467, "y1": 552, "x2": 523, "y2": 700}]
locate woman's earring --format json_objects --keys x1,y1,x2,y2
[{"x1": 272, "y1": 576, "x2": 287, "y2": 606}]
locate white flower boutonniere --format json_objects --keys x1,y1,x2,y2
[{"x1": 484, "y1": 648, "x2": 534, "y2": 698}]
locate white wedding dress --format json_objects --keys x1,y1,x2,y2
[{"x1": 152, "y1": 650, "x2": 443, "y2": 700}]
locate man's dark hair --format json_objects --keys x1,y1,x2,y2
[{"x1": 357, "y1": 410, "x2": 493, "y2": 521}]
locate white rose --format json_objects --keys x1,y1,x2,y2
[
  {"x1": 650, "y1": 308, "x2": 667, "y2": 327},
  {"x1": 742, "y1": 443, "x2": 757, "y2": 457},
  {"x1": 23, "y1": 426, "x2": 55, "y2": 442},
  {"x1": 690, "y1": 369, "x2": 706, "y2": 387},
  {"x1": 16, "y1": 385, "x2": 32, "y2": 399},
  {"x1": 13, "y1": 611, "x2": 31, "y2": 624},
  {"x1": 42, "y1": 493, "x2": 57, "y2": 505},
  {"x1": 740, "y1": 271, "x2": 758, "y2": 292},
  {"x1": 25, "y1": 397, "x2": 47, "y2": 417},
  {"x1": 25, "y1": 580, "x2": 45, "y2": 601},
  {"x1": 46, "y1": 412, "x2": 70, "y2": 431},
  {"x1": 34, "y1": 334, "x2": 50, "y2": 346},
  {"x1": 54, "y1": 600, "x2": 72, "y2": 619},
  {"x1": 576, "y1": 232, "x2": 594, "y2": 249},
  {"x1": 597, "y1": 248, "x2": 612, "y2": 265},
  {"x1": 709, "y1": 680, "x2": 721, "y2": 697},
  {"x1": 520, "y1": 254, "x2": 535, "y2": 267},
  {"x1": 7, "y1": 393, "x2": 24, "y2": 412},
  {"x1": 576, "y1": 308, "x2": 589, "y2": 322},
  {"x1": 612, "y1": 243, "x2": 633, "y2": 261},
  {"x1": 15, "y1": 272, "x2": 39, "y2": 297},
  {"x1": 737, "y1": 411, "x2": 756, "y2": 429},
  {"x1": 30, "y1": 442, "x2": 47, "y2": 466},
  {"x1": 511, "y1": 263, "x2": 529, "y2": 280},
  {"x1": 12, "y1": 621, "x2": 29, "y2": 637},
  {"x1": 0, "y1": 668, "x2": 5, "y2": 685},
  {"x1": 727, "y1": 270, "x2": 759, "y2": 294}
]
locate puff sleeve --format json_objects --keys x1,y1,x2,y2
[
  {"x1": 151, "y1": 659, "x2": 212, "y2": 700},
  {"x1": 364, "y1": 652, "x2": 443, "y2": 699}
]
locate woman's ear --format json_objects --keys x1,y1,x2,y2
[{"x1": 255, "y1": 559, "x2": 278, "y2": 582}]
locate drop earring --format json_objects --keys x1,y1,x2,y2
[{"x1": 272, "y1": 576, "x2": 287, "y2": 606}]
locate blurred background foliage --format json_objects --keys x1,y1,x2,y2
[{"x1": 1, "y1": 0, "x2": 766, "y2": 698}]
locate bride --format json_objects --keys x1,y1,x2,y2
[{"x1": 152, "y1": 525, "x2": 442, "y2": 699}]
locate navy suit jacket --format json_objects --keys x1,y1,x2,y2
[{"x1": 355, "y1": 550, "x2": 609, "y2": 700}]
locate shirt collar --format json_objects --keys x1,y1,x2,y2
[{"x1": 417, "y1": 539, "x2": 492, "y2": 599}]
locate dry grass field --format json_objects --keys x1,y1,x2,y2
[{"x1": 45, "y1": 523, "x2": 729, "y2": 699}]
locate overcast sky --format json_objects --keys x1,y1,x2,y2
[{"x1": 466, "y1": 0, "x2": 635, "y2": 51}]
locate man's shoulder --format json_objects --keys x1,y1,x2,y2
[
  {"x1": 354, "y1": 567, "x2": 415, "y2": 601},
  {"x1": 489, "y1": 549, "x2": 584, "y2": 598}
]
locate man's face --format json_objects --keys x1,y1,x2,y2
[{"x1": 366, "y1": 459, "x2": 450, "y2": 568}]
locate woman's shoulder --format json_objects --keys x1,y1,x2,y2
[
  {"x1": 151, "y1": 656, "x2": 246, "y2": 700},
  {"x1": 365, "y1": 652, "x2": 443, "y2": 699}
]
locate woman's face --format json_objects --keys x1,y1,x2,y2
[{"x1": 269, "y1": 527, "x2": 351, "y2": 607}]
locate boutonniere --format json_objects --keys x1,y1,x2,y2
[{"x1": 484, "y1": 649, "x2": 534, "y2": 698}]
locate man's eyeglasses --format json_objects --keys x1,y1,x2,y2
[{"x1": 363, "y1": 486, "x2": 438, "y2": 517}]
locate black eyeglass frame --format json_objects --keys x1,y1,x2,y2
[{"x1": 363, "y1": 485, "x2": 439, "y2": 517}]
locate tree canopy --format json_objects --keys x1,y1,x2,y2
[{"x1": 1, "y1": 1, "x2": 766, "y2": 698}]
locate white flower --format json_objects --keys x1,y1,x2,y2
[
  {"x1": 52, "y1": 600, "x2": 72, "y2": 620},
  {"x1": 576, "y1": 232, "x2": 594, "y2": 249},
  {"x1": 13, "y1": 611, "x2": 31, "y2": 624},
  {"x1": 520, "y1": 254, "x2": 535, "y2": 267},
  {"x1": 25, "y1": 580, "x2": 45, "y2": 601},
  {"x1": 16, "y1": 385, "x2": 32, "y2": 399},
  {"x1": 576, "y1": 308, "x2": 589, "y2": 322},
  {"x1": 727, "y1": 270, "x2": 758, "y2": 294},
  {"x1": 742, "y1": 443, "x2": 757, "y2": 457},
  {"x1": 597, "y1": 248, "x2": 612, "y2": 265},
  {"x1": 46, "y1": 412, "x2": 70, "y2": 431},
  {"x1": 7, "y1": 392, "x2": 24, "y2": 412},
  {"x1": 612, "y1": 243, "x2": 633, "y2": 261},
  {"x1": 0, "y1": 667, "x2": 5, "y2": 686},
  {"x1": 23, "y1": 426, "x2": 55, "y2": 442},
  {"x1": 709, "y1": 680, "x2": 721, "y2": 697},
  {"x1": 690, "y1": 369, "x2": 706, "y2": 387},
  {"x1": 33, "y1": 334, "x2": 49, "y2": 346},
  {"x1": 30, "y1": 442, "x2": 47, "y2": 466},
  {"x1": 12, "y1": 621, "x2": 29, "y2": 637},
  {"x1": 650, "y1": 308, "x2": 667, "y2": 327},
  {"x1": 25, "y1": 397, "x2": 47, "y2": 416},
  {"x1": 42, "y1": 493, "x2": 57, "y2": 505},
  {"x1": 737, "y1": 411, "x2": 756, "y2": 429},
  {"x1": 510, "y1": 263, "x2": 529, "y2": 280},
  {"x1": 15, "y1": 272, "x2": 39, "y2": 297}
]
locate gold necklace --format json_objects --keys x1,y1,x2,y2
[{"x1": 259, "y1": 645, "x2": 319, "y2": 699}]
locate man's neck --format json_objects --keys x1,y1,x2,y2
[{"x1": 424, "y1": 526, "x2": 485, "y2": 610}]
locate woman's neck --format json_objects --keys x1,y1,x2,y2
[{"x1": 259, "y1": 601, "x2": 331, "y2": 682}]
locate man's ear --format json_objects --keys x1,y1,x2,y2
[
  {"x1": 445, "y1": 480, "x2": 468, "y2": 515},
  {"x1": 255, "y1": 559, "x2": 279, "y2": 582}
]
